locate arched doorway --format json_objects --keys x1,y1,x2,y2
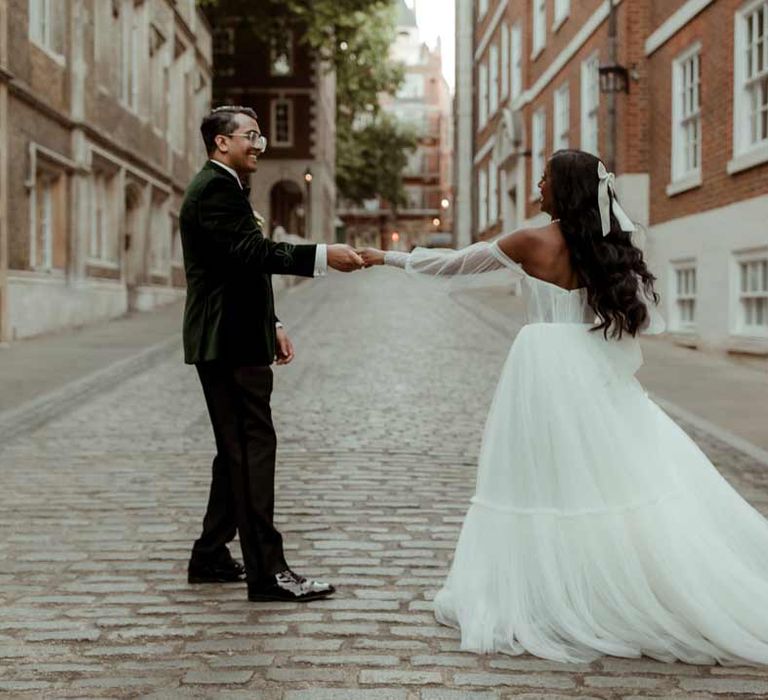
[{"x1": 269, "y1": 180, "x2": 305, "y2": 237}]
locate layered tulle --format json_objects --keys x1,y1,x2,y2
[{"x1": 434, "y1": 323, "x2": 768, "y2": 665}]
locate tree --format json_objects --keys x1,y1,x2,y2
[
  {"x1": 337, "y1": 114, "x2": 417, "y2": 208},
  {"x1": 198, "y1": 0, "x2": 413, "y2": 205}
]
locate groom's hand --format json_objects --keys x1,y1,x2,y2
[
  {"x1": 275, "y1": 326, "x2": 295, "y2": 365},
  {"x1": 358, "y1": 248, "x2": 385, "y2": 267},
  {"x1": 327, "y1": 244, "x2": 364, "y2": 272}
]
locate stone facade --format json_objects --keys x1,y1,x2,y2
[
  {"x1": 204, "y1": 4, "x2": 337, "y2": 247},
  {"x1": 0, "y1": 0, "x2": 212, "y2": 343},
  {"x1": 454, "y1": 0, "x2": 768, "y2": 355}
]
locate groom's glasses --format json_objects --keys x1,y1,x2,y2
[{"x1": 226, "y1": 131, "x2": 268, "y2": 153}]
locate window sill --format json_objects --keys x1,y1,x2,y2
[
  {"x1": 727, "y1": 143, "x2": 768, "y2": 175},
  {"x1": 552, "y1": 14, "x2": 569, "y2": 33},
  {"x1": 30, "y1": 39, "x2": 66, "y2": 67},
  {"x1": 666, "y1": 172, "x2": 702, "y2": 197},
  {"x1": 727, "y1": 335, "x2": 768, "y2": 354},
  {"x1": 86, "y1": 259, "x2": 120, "y2": 270},
  {"x1": 667, "y1": 331, "x2": 698, "y2": 349}
]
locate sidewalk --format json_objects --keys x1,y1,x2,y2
[{"x1": 0, "y1": 302, "x2": 183, "y2": 440}]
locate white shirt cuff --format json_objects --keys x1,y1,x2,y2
[{"x1": 314, "y1": 244, "x2": 328, "y2": 277}]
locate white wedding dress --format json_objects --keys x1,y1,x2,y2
[{"x1": 389, "y1": 241, "x2": 768, "y2": 665}]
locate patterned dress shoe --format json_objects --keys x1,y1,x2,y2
[
  {"x1": 247, "y1": 569, "x2": 336, "y2": 602},
  {"x1": 188, "y1": 557, "x2": 246, "y2": 584}
]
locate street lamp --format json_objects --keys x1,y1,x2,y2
[
  {"x1": 598, "y1": 64, "x2": 630, "y2": 94},
  {"x1": 304, "y1": 167, "x2": 312, "y2": 239}
]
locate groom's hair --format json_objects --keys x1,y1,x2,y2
[{"x1": 201, "y1": 105, "x2": 259, "y2": 155}]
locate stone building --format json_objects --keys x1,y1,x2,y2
[
  {"x1": 339, "y1": 0, "x2": 454, "y2": 251},
  {"x1": 454, "y1": 0, "x2": 768, "y2": 355},
  {"x1": 0, "y1": 0, "x2": 212, "y2": 343},
  {"x1": 204, "y1": 3, "x2": 337, "y2": 246}
]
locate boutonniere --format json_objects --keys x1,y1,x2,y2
[{"x1": 253, "y1": 209, "x2": 266, "y2": 229}]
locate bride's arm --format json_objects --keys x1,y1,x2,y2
[{"x1": 358, "y1": 232, "x2": 531, "y2": 277}]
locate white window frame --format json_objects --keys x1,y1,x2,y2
[
  {"x1": 28, "y1": 0, "x2": 64, "y2": 62},
  {"x1": 37, "y1": 179, "x2": 54, "y2": 271},
  {"x1": 270, "y1": 34, "x2": 294, "y2": 77},
  {"x1": 553, "y1": 0, "x2": 570, "y2": 32},
  {"x1": 271, "y1": 98, "x2": 294, "y2": 148},
  {"x1": 581, "y1": 52, "x2": 600, "y2": 156},
  {"x1": 479, "y1": 60, "x2": 488, "y2": 128},
  {"x1": 670, "y1": 44, "x2": 702, "y2": 192},
  {"x1": 531, "y1": 107, "x2": 546, "y2": 199},
  {"x1": 729, "y1": 0, "x2": 768, "y2": 175},
  {"x1": 489, "y1": 42, "x2": 499, "y2": 116},
  {"x1": 732, "y1": 249, "x2": 768, "y2": 337},
  {"x1": 670, "y1": 260, "x2": 697, "y2": 332},
  {"x1": 488, "y1": 163, "x2": 498, "y2": 224},
  {"x1": 501, "y1": 25, "x2": 509, "y2": 101},
  {"x1": 478, "y1": 0, "x2": 489, "y2": 21},
  {"x1": 88, "y1": 171, "x2": 120, "y2": 268},
  {"x1": 510, "y1": 23, "x2": 523, "y2": 101},
  {"x1": 120, "y1": 0, "x2": 141, "y2": 113},
  {"x1": 554, "y1": 82, "x2": 570, "y2": 150},
  {"x1": 532, "y1": 0, "x2": 547, "y2": 59},
  {"x1": 478, "y1": 167, "x2": 488, "y2": 231}
]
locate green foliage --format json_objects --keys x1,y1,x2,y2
[
  {"x1": 198, "y1": 0, "x2": 413, "y2": 205},
  {"x1": 337, "y1": 114, "x2": 418, "y2": 208}
]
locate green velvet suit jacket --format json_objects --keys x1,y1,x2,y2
[{"x1": 180, "y1": 162, "x2": 317, "y2": 365}]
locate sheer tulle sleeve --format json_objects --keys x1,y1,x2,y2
[{"x1": 384, "y1": 241, "x2": 525, "y2": 280}]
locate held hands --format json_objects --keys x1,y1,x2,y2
[
  {"x1": 327, "y1": 244, "x2": 365, "y2": 272},
  {"x1": 357, "y1": 248, "x2": 385, "y2": 268}
]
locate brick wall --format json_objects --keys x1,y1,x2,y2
[{"x1": 648, "y1": 0, "x2": 768, "y2": 225}]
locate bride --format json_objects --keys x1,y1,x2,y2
[{"x1": 359, "y1": 149, "x2": 768, "y2": 665}]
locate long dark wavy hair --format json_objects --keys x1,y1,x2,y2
[{"x1": 547, "y1": 149, "x2": 659, "y2": 339}]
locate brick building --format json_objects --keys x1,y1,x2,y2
[
  {"x1": 454, "y1": 0, "x2": 768, "y2": 355},
  {"x1": 0, "y1": 0, "x2": 212, "y2": 343},
  {"x1": 204, "y1": 4, "x2": 337, "y2": 246},
  {"x1": 339, "y1": 0, "x2": 454, "y2": 251}
]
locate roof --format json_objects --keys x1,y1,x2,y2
[{"x1": 396, "y1": 0, "x2": 417, "y2": 28}]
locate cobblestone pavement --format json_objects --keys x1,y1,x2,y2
[{"x1": 1, "y1": 269, "x2": 767, "y2": 699}]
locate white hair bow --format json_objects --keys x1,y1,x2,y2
[{"x1": 597, "y1": 161, "x2": 636, "y2": 236}]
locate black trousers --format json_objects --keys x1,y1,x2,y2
[{"x1": 191, "y1": 362, "x2": 287, "y2": 583}]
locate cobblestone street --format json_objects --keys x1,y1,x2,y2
[{"x1": 1, "y1": 269, "x2": 767, "y2": 699}]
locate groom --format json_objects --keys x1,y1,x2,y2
[{"x1": 180, "y1": 105, "x2": 363, "y2": 602}]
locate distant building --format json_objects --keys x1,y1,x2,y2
[
  {"x1": 339, "y1": 0, "x2": 454, "y2": 250},
  {"x1": 0, "y1": 0, "x2": 212, "y2": 343},
  {"x1": 204, "y1": 3, "x2": 337, "y2": 246},
  {"x1": 454, "y1": 0, "x2": 768, "y2": 355}
]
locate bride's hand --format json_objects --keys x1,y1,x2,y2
[{"x1": 357, "y1": 248, "x2": 386, "y2": 268}]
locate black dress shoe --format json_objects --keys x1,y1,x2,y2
[
  {"x1": 188, "y1": 557, "x2": 246, "y2": 584},
  {"x1": 247, "y1": 570, "x2": 335, "y2": 602}
]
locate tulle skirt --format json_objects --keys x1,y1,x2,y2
[{"x1": 433, "y1": 323, "x2": 768, "y2": 665}]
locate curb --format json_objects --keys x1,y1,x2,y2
[
  {"x1": 0, "y1": 335, "x2": 181, "y2": 443},
  {"x1": 651, "y1": 395, "x2": 768, "y2": 469},
  {"x1": 0, "y1": 279, "x2": 321, "y2": 444}
]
